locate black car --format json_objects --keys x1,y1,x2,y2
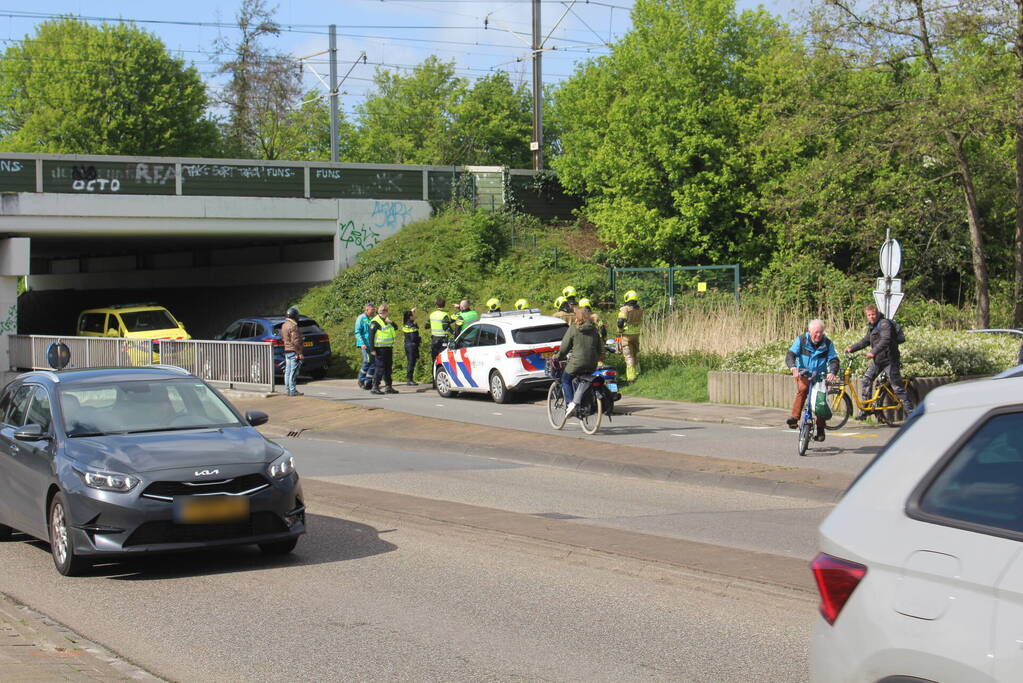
[
  {"x1": 216, "y1": 315, "x2": 332, "y2": 380},
  {"x1": 0, "y1": 365, "x2": 305, "y2": 575}
]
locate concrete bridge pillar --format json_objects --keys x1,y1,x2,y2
[{"x1": 0, "y1": 238, "x2": 29, "y2": 371}]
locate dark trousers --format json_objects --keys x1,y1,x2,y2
[
  {"x1": 862, "y1": 356, "x2": 913, "y2": 412},
  {"x1": 405, "y1": 343, "x2": 420, "y2": 382},
  {"x1": 372, "y1": 347, "x2": 393, "y2": 389},
  {"x1": 430, "y1": 337, "x2": 447, "y2": 362}
]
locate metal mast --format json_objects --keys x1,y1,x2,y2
[
  {"x1": 329, "y1": 24, "x2": 339, "y2": 163},
  {"x1": 531, "y1": 0, "x2": 543, "y2": 170}
]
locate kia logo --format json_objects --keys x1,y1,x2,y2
[{"x1": 194, "y1": 469, "x2": 220, "y2": 477}]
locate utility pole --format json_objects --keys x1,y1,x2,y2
[
  {"x1": 531, "y1": 0, "x2": 543, "y2": 170},
  {"x1": 329, "y1": 24, "x2": 339, "y2": 163}
]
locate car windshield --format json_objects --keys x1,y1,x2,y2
[
  {"x1": 119, "y1": 309, "x2": 178, "y2": 332},
  {"x1": 512, "y1": 323, "x2": 569, "y2": 345},
  {"x1": 59, "y1": 379, "x2": 241, "y2": 437}
]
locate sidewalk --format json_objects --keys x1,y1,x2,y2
[{"x1": 0, "y1": 593, "x2": 159, "y2": 681}]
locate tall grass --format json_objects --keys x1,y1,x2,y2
[{"x1": 640, "y1": 300, "x2": 855, "y2": 357}]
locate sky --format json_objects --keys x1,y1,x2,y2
[{"x1": 0, "y1": 0, "x2": 802, "y2": 117}]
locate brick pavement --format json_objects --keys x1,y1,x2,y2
[{"x1": 0, "y1": 593, "x2": 160, "y2": 682}]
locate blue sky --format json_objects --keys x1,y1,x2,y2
[{"x1": 0, "y1": 0, "x2": 801, "y2": 116}]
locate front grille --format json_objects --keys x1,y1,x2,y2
[
  {"x1": 124, "y1": 511, "x2": 287, "y2": 547},
  {"x1": 141, "y1": 473, "x2": 269, "y2": 500}
]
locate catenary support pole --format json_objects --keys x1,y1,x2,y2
[
  {"x1": 531, "y1": 0, "x2": 543, "y2": 170},
  {"x1": 329, "y1": 24, "x2": 339, "y2": 163}
]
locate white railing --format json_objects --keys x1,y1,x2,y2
[{"x1": 8, "y1": 335, "x2": 275, "y2": 393}]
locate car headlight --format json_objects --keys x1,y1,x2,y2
[
  {"x1": 75, "y1": 467, "x2": 139, "y2": 492},
  {"x1": 268, "y1": 452, "x2": 296, "y2": 479}
]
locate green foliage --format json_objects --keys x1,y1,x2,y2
[
  {"x1": 297, "y1": 208, "x2": 608, "y2": 380},
  {"x1": 0, "y1": 18, "x2": 216, "y2": 155},
  {"x1": 461, "y1": 211, "x2": 508, "y2": 268},
  {"x1": 612, "y1": 351, "x2": 723, "y2": 402},
  {"x1": 721, "y1": 327, "x2": 1019, "y2": 377},
  {"x1": 750, "y1": 256, "x2": 867, "y2": 323},
  {"x1": 551, "y1": 0, "x2": 788, "y2": 269},
  {"x1": 453, "y1": 72, "x2": 532, "y2": 168}
]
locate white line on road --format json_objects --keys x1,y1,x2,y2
[
  {"x1": 435, "y1": 404, "x2": 445, "y2": 407},
  {"x1": 671, "y1": 433, "x2": 688, "y2": 437},
  {"x1": 492, "y1": 412, "x2": 502, "y2": 416},
  {"x1": 739, "y1": 426, "x2": 773, "y2": 430}
]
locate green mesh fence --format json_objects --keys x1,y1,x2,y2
[{"x1": 610, "y1": 265, "x2": 740, "y2": 313}]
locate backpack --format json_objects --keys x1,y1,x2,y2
[{"x1": 890, "y1": 320, "x2": 906, "y2": 345}]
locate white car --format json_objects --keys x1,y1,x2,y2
[
  {"x1": 433, "y1": 309, "x2": 567, "y2": 403},
  {"x1": 811, "y1": 375, "x2": 1023, "y2": 683}
]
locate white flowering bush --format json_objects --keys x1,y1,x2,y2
[{"x1": 720, "y1": 327, "x2": 1019, "y2": 377}]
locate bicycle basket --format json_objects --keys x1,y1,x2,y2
[{"x1": 546, "y1": 357, "x2": 566, "y2": 378}]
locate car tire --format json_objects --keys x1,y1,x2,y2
[
  {"x1": 490, "y1": 371, "x2": 512, "y2": 404},
  {"x1": 436, "y1": 368, "x2": 458, "y2": 399},
  {"x1": 48, "y1": 493, "x2": 90, "y2": 577},
  {"x1": 0, "y1": 523, "x2": 11, "y2": 541},
  {"x1": 309, "y1": 368, "x2": 327, "y2": 380},
  {"x1": 259, "y1": 538, "x2": 298, "y2": 555}
]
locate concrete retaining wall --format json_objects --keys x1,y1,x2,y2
[{"x1": 708, "y1": 371, "x2": 974, "y2": 410}]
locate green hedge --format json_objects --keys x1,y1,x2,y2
[{"x1": 721, "y1": 327, "x2": 1020, "y2": 377}]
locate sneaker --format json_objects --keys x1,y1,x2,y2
[
  {"x1": 287, "y1": 391, "x2": 304, "y2": 397},
  {"x1": 361, "y1": 382, "x2": 372, "y2": 391},
  {"x1": 854, "y1": 413, "x2": 868, "y2": 421},
  {"x1": 406, "y1": 381, "x2": 419, "y2": 386},
  {"x1": 385, "y1": 387, "x2": 399, "y2": 394},
  {"x1": 814, "y1": 429, "x2": 826, "y2": 442},
  {"x1": 370, "y1": 388, "x2": 384, "y2": 395},
  {"x1": 566, "y1": 401, "x2": 577, "y2": 416},
  {"x1": 786, "y1": 417, "x2": 798, "y2": 429}
]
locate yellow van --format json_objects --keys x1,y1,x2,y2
[{"x1": 77, "y1": 304, "x2": 191, "y2": 363}]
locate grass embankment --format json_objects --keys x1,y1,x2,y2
[{"x1": 297, "y1": 209, "x2": 609, "y2": 383}]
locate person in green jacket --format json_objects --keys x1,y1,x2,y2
[{"x1": 555, "y1": 306, "x2": 605, "y2": 416}]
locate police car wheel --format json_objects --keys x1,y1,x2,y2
[
  {"x1": 490, "y1": 371, "x2": 511, "y2": 404},
  {"x1": 436, "y1": 368, "x2": 457, "y2": 398}
]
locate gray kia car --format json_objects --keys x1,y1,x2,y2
[{"x1": 0, "y1": 365, "x2": 305, "y2": 575}]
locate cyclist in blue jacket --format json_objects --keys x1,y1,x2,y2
[{"x1": 785, "y1": 319, "x2": 839, "y2": 442}]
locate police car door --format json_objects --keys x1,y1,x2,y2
[
  {"x1": 474, "y1": 325, "x2": 505, "y2": 386},
  {"x1": 444, "y1": 325, "x2": 482, "y2": 391}
]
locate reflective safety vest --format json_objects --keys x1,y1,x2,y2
[
  {"x1": 371, "y1": 315, "x2": 396, "y2": 347},
  {"x1": 458, "y1": 309, "x2": 480, "y2": 326},
  {"x1": 401, "y1": 323, "x2": 417, "y2": 334},
  {"x1": 618, "y1": 304, "x2": 643, "y2": 335},
  {"x1": 429, "y1": 309, "x2": 451, "y2": 338}
]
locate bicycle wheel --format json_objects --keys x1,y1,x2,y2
[
  {"x1": 579, "y1": 394, "x2": 603, "y2": 435},
  {"x1": 798, "y1": 418, "x2": 812, "y2": 456},
  {"x1": 547, "y1": 381, "x2": 568, "y2": 430},
  {"x1": 876, "y1": 384, "x2": 900, "y2": 426},
  {"x1": 824, "y1": 387, "x2": 852, "y2": 431}
]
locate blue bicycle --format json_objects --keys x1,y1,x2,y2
[{"x1": 797, "y1": 369, "x2": 826, "y2": 456}]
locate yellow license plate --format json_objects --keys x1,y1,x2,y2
[
  {"x1": 541, "y1": 352, "x2": 554, "y2": 359},
  {"x1": 174, "y1": 496, "x2": 249, "y2": 524},
  {"x1": 303, "y1": 340, "x2": 313, "y2": 347}
]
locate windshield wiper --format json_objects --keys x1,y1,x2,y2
[
  {"x1": 121, "y1": 426, "x2": 223, "y2": 435},
  {"x1": 68, "y1": 431, "x2": 115, "y2": 438}
]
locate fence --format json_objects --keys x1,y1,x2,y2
[
  {"x1": 609, "y1": 265, "x2": 741, "y2": 315},
  {"x1": 8, "y1": 336, "x2": 275, "y2": 393}
]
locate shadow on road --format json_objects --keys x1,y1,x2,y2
[{"x1": 12, "y1": 513, "x2": 397, "y2": 580}]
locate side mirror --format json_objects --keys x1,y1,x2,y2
[
  {"x1": 245, "y1": 410, "x2": 269, "y2": 427},
  {"x1": 14, "y1": 424, "x2": 49, "y2": 441}
]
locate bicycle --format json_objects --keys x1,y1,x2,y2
[
  {"x1": 825, "y1": 354, "x2": 919, "y2": 429},
  {"x1": 545, "y1": 357, "x2": 614, "y2": 435},
  {"x1": 796, "y1": 369, "x2": 826, "y2": 457}
]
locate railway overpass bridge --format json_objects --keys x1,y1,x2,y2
[{"x1": 0, "y1": 153, "x2": 571, "y2": 365}]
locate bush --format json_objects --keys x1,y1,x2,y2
[
  {"x1": 720, "y1": 327, "x2": 1020, "y2": 377},
  {"x1": 750, "y1": 256, "x2": 868, "y2": 325}
]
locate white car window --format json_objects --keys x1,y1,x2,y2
[
  {"x1": 918, "y1": 411, "x2": 1023, "y2": 534},
  {"x1": 477, "y1": 325, "x2": 504, "y2": 347}
]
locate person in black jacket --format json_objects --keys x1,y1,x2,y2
[
  {"x1": 845, "y1": 304, "x2": 913, "y2": 418},
  {"x1": 402, "y1": 308, "x2": 421, "y2": 386}
]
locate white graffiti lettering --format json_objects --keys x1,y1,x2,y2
[
  {"x1": 134, "y1": 163, "x2": 175, "y2": 185},
  {"x1": 71, "y1": 178, "x2": 120, "y2": 192},
  {"x1": 315, "y1": 169, "x2": 342, "y2": 180},
  {"x1": 0, "y1": 160, "x2": 23, "y2": 173}
]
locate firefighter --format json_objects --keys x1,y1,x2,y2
[
  {"x1": 579, "y1": 298, "x2": 607, "y2": 340},
  {"x1": 616, "y1": 290, "x2": 643, "y2": 380},
  {"x1": 552, "y1": 295, "x2": 574, "y2": 325},
  {"x1": 486, "y1": 297, "x2": 501, "y2": 313},
  {"x1": 514, "y1": 298, "x2": 530, "y2": 311}
]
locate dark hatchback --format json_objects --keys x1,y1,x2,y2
[
  {"x1": 0, "y1": 366, "x2": 305, "y2": 575},
  {"x1": 217, "y1": 316, "x2": 331, "y2": 379}
]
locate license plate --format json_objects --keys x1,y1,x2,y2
[
  {"x1": 541, "y1": 352, "x2": 554, "y2": 359},
  {"x1": 303, "y1": 340, "x2": 313, "y2": 347},
  {"x1": 607, "y1": 382, "x2": 618, "y2": 392},
  {"x1": 174, "y1": 495, "x2": 249, "y2": 524}
]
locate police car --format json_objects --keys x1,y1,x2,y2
[{"x1": 433, "y1": 309, "x2": 568, "y2": 403}]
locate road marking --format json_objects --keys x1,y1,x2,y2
[
  {"x1": 435, "y1": 403, "x2": 445, "y2": 407},
  {"x1": 671, "y1": 433, "x2": 688, "y2": 437},
  {"x1": 492, "y1": 412, "x2": 502, "y2": 416},
  {"x1": 832, "y1": 432, "x2": 879, "y2": 438},
  {"x1": 739, "y1": 426, "x2": 772, "y2": 430}
]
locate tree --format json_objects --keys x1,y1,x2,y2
[
  {"x1": 452, "y1": 72, "x2": 532, "y2": 167},
  {"x1": 216, "y1": 0, "x2": 302, "y2": 159},
  {"x1": 551, "y1": 0, "x2": 788, "y2": 269},
  {"x1": 354, "y1": 56, "x2": 466, "y2": 164},
  {"x1": 0, "y1": 18, "x2": 216, "y2": 155},
  {"x1": 272, "y1": 90, "x2": 357, "y2": 161}
]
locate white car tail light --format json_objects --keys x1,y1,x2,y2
[{"x1": 811, "y1": 552, "x2": 867, "y2": 625}]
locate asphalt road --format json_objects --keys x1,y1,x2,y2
[
  {"x1": 0, "y1": 433, "x2": 823, "y2": 681},
  {"x1": 299, "y1": 379, "x2": 893, "y2": 476}
]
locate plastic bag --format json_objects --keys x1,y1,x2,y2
[{"x1": 811, "y1": 381, "x2": 832, "y2": 420}]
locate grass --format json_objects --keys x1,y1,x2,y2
[{"x1": 609, "y1": 351, "x2": 722, "y2": 404}]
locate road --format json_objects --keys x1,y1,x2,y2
[
  {"x1": 299, "y1": 379, "x2": 894, "y2": 476},
  {"x1": 0, "y1": 433, "x2": 822, "y2": 681}
]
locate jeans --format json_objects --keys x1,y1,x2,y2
[
  {"x1": 284, "y1": 351, "x2": 300, "y2": 394},
  {"x1": 561, "y1": 371, "x2": 576, "y2": 404},
  {"x1": 373, "y1": 347, "x2": 393, "y2": 389},
  {"x1": 405, "y1": 343, "x2": 420, "y2": 382},
  {"x1": 862, "y1": 356, "x2": 914, "y2": 413},
  {"x1": 358, "y1": 347, "x2": 374, "y2": 385}
]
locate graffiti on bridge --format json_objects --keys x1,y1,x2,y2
[
  {"x1": 338, "y1": 220, "x2": 382, "y2": 252},
  {"x1": 0, "y1": 304, "x2": 17, "y2": 334},
  {"x1": 371, "y1": 200, "x2": 413, "y2": 229}
]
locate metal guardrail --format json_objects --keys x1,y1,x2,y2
[{"x1": 8, "y1": 335, "x2": 275, "y2": 393}]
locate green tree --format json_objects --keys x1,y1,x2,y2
[
  {"x1": 354, "y1": 56, "x2": 466, "y2": 164},
  {"x1": 551, "y1": 0, "x2": 787, "y2": 269},
  {"x1": 0, "y1": 18, "x2": 216, "y2": 155},
  {"x1": 452, "y1": 71, "x2": 532, "y2": 167},
  {"x1": 266, "y1": 90, "x2": 357, "y2": 161}
]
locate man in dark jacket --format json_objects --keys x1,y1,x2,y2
[
  {"x1": 845, "y1": 303, "x2": 914, "y2": 418},
  {"x1": 555, "y1": 306, "x2": 605, "y2": 416}
]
